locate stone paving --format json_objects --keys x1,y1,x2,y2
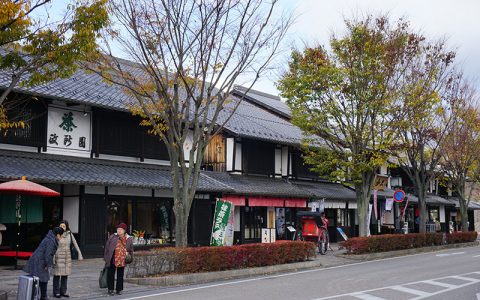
[{"x1": 0, "y1": 244, "x2": 352, "y2": 299}]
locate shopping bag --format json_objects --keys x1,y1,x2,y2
[{"x1": 99, "y1": 267, "x2": 108, "y2": 289}]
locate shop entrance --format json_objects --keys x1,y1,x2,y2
[
  {"x1": 243, "y1": 206, "x2": 267, "y2": 242},
  {"x1": 80, "y1": 195, "x2": 106, "y2": 257}
]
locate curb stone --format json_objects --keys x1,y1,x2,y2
[
  {"x1": 126, "y1": 259, "x2": 323, "y2": 287},
  {"x1": 336, "y1": 241, "x2": 479, "y2": 261},
  {"x1": 127, "y1": 242, "x2": 479, "y2": 287}
]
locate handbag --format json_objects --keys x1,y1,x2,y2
[
  {"x1": 99, "y1": 267, "x2": 108, "y2": 289},
  {"x1": 120, "y1": 238, "x2": 133, "y2": 264},
  {"x1": 70, "y1": 232, "x2": 79, "y2": 260},
  {"x1": 125, "y1": 252, "x2": 133, "y2": 264}
]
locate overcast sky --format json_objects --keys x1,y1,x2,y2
[
  {"x1": 248, "y1": 0, "x2": 480, "y2": 96},
  {"x1": 39, "y1": 0, "x2": 479, "y2": 97}
]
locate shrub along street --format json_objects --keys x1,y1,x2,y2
[{"x1": 342, "y1": 232, "x2": 478, "y2": 254}]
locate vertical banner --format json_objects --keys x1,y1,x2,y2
[
  {"x1": 210, "y1": 200, "x2": 233, "y2": 246},
  {"x1": 224, "y1": 205, "x2": 235, "y2": 246},
  {"x1": 367, "y1": 204, "x2": 373, "y2": 237},
  {"x1": 373, "y1": 190, "x2": 378, "y2": 220}
]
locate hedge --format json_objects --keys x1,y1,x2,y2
[
  {"x1": 127, "y1": 241, "x2": 316, "y2": 278},
  {"x1": 342, "y1": 232, "x2": 478, "y2": 254}
]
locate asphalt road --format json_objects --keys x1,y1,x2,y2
[{"x1": 105, "y1": 246, "x2": 480, "y2": 300}]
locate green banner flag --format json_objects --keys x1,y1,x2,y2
[{"x1": 210, "y1": 200, "x2": 233, "y2": 246}]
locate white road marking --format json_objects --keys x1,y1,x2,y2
[
  {"x1": 422, "y1": 280, "x2": 456, "y2": 289},
  {"x1": 476, "y1": 292, "x2": 480, "y2": 300},
  {"x1": 450, "y1": 275, "x2": 478, "y2": 282},
  {"x1": 435, "y1": 252, "x2": 465, "y2": 257},
  {"x1": 120, "y1": 247, "x2": 480, "y2": 300},
  {"x1": 312, "y1": 271, "x2": 480, "y2": 300},
  {"x1": 473, "y1": 254, "x2": 480, "y2": 257},
  {"x1": 390, "y1": 286, "x2": 430, "y2": 296},
  {"x1": 352, "y1": 293, "x2": 386, "y2": 300}
]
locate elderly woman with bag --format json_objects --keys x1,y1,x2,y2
[
  {"x1": 23, "y1": 227, "x2": 65, "y2": 300},
  {"x1": 52, "y1": 220, "x2": 83, "y2": 298},
  {"x1": 104, "y1": 223, "x2": 133, "y2": 296}
]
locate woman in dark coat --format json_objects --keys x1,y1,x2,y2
[
  {"x1": 24, "y1": 227, "x2": 65, "y2": 300},
  {"x1": 104, "y1": 223, "x2": 133, "y2": 296}
]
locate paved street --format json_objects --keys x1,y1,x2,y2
[
  {"x1": 2, "y1": 245, "x2": 480, "y2": 299},
  {"x1": 110, "y1": 246, "x2": 480, "y2": 300}
]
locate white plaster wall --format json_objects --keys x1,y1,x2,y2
[
  {"x1": 63, "y1": 196, "x2": 79, "y2": 233},
  {"x1": 226, "y1": 138, "x2": 234, "y2": 171}
]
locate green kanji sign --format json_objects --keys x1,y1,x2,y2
[
  {"x1": 59, "y1": 112, "x2": 77, "y2": 132},
  {"x1": 210, "y1": 200, "x2": 233, "y2": 246}
]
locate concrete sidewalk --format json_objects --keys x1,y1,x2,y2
[
  {"x1": 0, "y1": 244, "x2": 349, "y2": 299},
  {"x1": 0, "y1": 258, "x2": 156, "y2": 299},
  {"x1": 5, "y1": 242, "x2": 474, "y2": 299}
]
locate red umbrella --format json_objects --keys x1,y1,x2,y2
[
  {"x1": 0, "y1": 176, "x2": 60, "y2": 197},
  {"x1": 0, "y1": 176, "x2": 60, "y2": 269}
]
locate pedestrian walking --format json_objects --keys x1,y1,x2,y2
[
  {"x1": 23, "y1": 227, "x2": 65, "y2": 300},
  {"x1": 52, "y1": 220, "x2": 83, "y2": 298},
  {"x1": 103, "y1": 223, "x2": 133, "y2": 296}
]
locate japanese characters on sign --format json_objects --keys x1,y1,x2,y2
[
  {"x1": 210, "y1": 199, "x2": 233, "y2": 246},
  {"x1": 47, "y1": 106, "x2": 91, "y2": 152}
]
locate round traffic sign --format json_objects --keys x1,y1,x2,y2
[{"x1": 394, "y1": 190, "x2": 405, "y2": 203}]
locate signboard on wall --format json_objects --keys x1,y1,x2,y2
[{"x1": 47, "y1": 106, "x2": 91, "y2": 152}]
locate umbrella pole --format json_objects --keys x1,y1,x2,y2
[{"x1": 15, "y1": 194, "x2": 21, "y2": 270}]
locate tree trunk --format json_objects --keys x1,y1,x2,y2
[
  {"x1": 173, "y1": 198, "x2": 191, "y2": 247},
  {"x1": 355, "y1": 181, "x2": 371, "y2": 237},
  {"x1": 417, "y1": 192, "x2": 427, "y2": 233},
  {"x1": 458, "y1": 197, "x2": 469, "y2": 232},
  {"x1": 457, "y1": 179, "x2": 469, "y2": 232}
]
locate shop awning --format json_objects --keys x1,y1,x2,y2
[
  {"x1": 222, "y1": 195, "x2": 246, "y2": 206},
  {"x1": 248, "y1": 197, "x2": 284, "y2": 207},
  {"x1": 285, "y1": 198, "x2": 307, "y2": 208}
]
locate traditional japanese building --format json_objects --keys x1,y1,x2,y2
[{"x1": 0, "y1": 62, "x2": 357, "y2": 257}]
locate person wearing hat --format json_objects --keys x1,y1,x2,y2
[
  {"x1": 24, "y1": 227, "x2": 65, "y2": 300},
  {"x1": 103, "y1": 223, "x2": 133, "y2": 296}
]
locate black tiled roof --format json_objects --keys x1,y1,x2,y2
[
  {"x1": 202, "y1": 172, "x2": 312, "y2": 198},
  {"x1": 0, "y1": 60, "x2": 306, "y2": 146},
  {"x1": 0, "y1": 150, "x2": 232, "y2": 192},
  {"x1": 232, "y1": 86, "x2": 291, "y2": 119},
  {"x1": 292, "y1": 180, "x2": 357, "y2": 201},
  {"x1": 0, "y1": 150, "x2": 356, "y2": 200}
]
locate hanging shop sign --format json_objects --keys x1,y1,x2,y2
[
  {"x1": 394, "y1": 190, "x2": 405, "y2": 203},
  {"x1": 47, "y1": 106, "x2": 91, "y2": 152},
  {"x1": 210, "y1": 199, "x2": 233, "y2": 246}
]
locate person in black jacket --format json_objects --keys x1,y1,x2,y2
[{"x1": 24, "y1": 227, "x2": 65, "y2": 300}]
